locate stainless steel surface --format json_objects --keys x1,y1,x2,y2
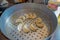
[
  {"x1": 8, "y1": 10, "x2": 50, "y2": 40},
  {"x1": 0, "y1": 3, "x2": 57, "y2": 40}
]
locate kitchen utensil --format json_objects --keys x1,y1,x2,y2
[{"x1": 0, "y1": 3, "x2": 57, "y2": 40}]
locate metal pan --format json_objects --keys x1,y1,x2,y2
[{"x1": 0, "y1": 3, "x2": 57, "y2": 40}]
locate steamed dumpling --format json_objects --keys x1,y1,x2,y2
[
  {"x1": 30, "y1": 23, "x2": 37, "y2": 31},
  {"x1": 36, "y1": 23, "x2": 44, "y2": 28},
  {"x1": 35, "y1": 18, "x2": 42, "y2": 23},
  {"x1": 23, "y1": 24, "x2": 30, "y2": 33},
  {"x1": 17, "y1": 23, "x2": 23, "y2": 31},
  {"x1": 18, "y1": 16, "x2": 26, "y2": 21},
  {"x1": 35, "y1": 18, "x2": 44, "y2": 28},
  {"x1": 25, "y1": 13, "x2": 36, "y2": 19}
]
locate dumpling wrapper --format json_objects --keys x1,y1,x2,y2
[
  {"x1": 30, "y1": 23, "x2": 37, "y2": 31},
  {"x1": 17, "y1": 23, "x2": 23, "y2": 31},
  {"x1": 23, "y1": 24, "x2": 30, "y2": 33}
]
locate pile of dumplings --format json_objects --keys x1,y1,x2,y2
[{"x1": 16, "y1": 13, "x2": 45, "y2": 33}]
